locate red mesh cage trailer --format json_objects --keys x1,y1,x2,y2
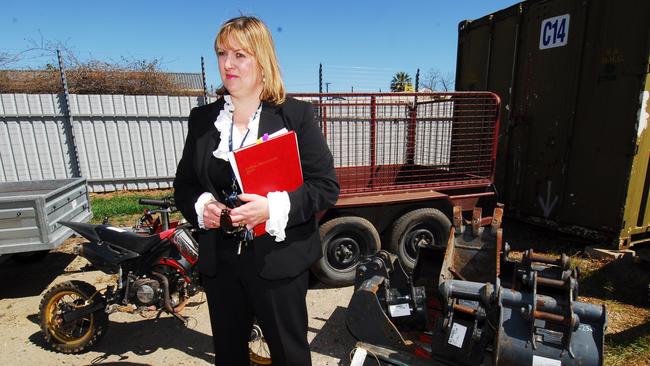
[{"x1": 290, "y1": 92, "x2": 501, "y2": 286}]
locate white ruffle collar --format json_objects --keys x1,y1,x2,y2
[{"x1": 212, "y1": 95, "x2": 262, "y2": 161}]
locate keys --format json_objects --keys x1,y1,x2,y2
[
  {"x1": 236, "y1": 230, "x2": 253, "y2": 256},
  {"x1": 237, "y1": 230, "x2": 254, "y2": 255}
]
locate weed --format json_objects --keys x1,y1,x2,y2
[{"x1": 89, "y1": 189, "x2": 174, "y2": 224}]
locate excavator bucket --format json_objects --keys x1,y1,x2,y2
[
  {"x1": 346, "y1": 251, "x2": 424, "y2": 350},
  {"x1": 345, "y1": 205, "x2": 607, "y2": 366}
]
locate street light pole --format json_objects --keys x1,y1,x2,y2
[{"x1": 325, "y1": 82, "x2": 332, "y2": 93}]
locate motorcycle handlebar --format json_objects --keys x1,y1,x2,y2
[{"x1": 138, "y1": 197, "x2": 175, "y2": 209}]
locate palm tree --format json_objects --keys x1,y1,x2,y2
[{"x1": 390, "y1": 72, "x2": 413, "y2": 92}]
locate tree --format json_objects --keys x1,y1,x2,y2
[
  {"x1": 422, "y1": 68, "x2": 455, "y2": 91},
  {"x1": 390, "y1": 71, "x2": 413, "y2": 92}
]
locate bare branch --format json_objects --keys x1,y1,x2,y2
[{"x1": 422, "y1": 68, "x2": 455, "y2": 91}]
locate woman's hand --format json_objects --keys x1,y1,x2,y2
[
  {"x1": 203, "y1": 200, "x2": 228, "y2": 229},
  {"x1": 229, "y1": 194, "x2": 269, "y2": 230}
]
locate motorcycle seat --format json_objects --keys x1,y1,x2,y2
[{"x1": 95, "y1": 226, "x2": 164, "y2": 254}]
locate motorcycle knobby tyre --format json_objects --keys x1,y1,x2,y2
[{"x1": 39, "y1": 280, "x2": 108, "y2": 353}]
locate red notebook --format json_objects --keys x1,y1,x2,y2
[{"x1": 228, "y1": 130, "x2": 303, "y2": 237}]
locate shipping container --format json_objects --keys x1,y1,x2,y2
[{"x1": 456, "y1": 0, "x2": 650, "y2": 247}]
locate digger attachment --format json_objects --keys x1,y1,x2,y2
[{"x1": 346, "y1": 206, "x2": 607, "y2": 366}]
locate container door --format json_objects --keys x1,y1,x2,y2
[
  {"x1": 559, "y1": 1, "x2": 650, "y2": 244},
  {"x1": 505, "y1": 1, "x2": 588, "y2": 220}
]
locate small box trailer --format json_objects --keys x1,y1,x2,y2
[{"x1": 0, "y1": 178, "x2": 92, "y2": 257}]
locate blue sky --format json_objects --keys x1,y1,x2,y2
[{"x1": 4, "y1": 1, "x2": 520, "y2": 92}]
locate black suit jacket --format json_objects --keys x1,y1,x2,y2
[{"x1": 173, "y1": 97, "x2": 339, "y2": 280}]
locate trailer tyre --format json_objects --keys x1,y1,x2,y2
[
  {"x1": 312, "y1": 216, "x2": 380, "y2": 286},
  {"x1": 389, "y1": 208, "x2": 451, "y2": 272}
]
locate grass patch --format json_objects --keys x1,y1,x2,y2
[
  {"x1": 606, "y1": 334, "x2": 650, "y2": 366},
  {"x1": 604, "y1": 304, "x2": 650, "y2": 366},
  {"x1": 90, "y1": 189, "x2": 174, "y2": 223}
]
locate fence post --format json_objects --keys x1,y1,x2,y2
[
  {"x1": 318, "y1": 63, "x2": 323, "y2": 123},
  {"x1": 319, "y1": 63, "x2": 323, "y2": 93},
  {"x1": 415, "y1": 68, "x2": 420, "y2": 107},
  {"x1": 57, "y1": 49, "x2": 81, "y2": 178},
  {"x1": 370, "y1": 96, "x2": 377, "y2": 169},
  {"x1": 201, "y1": 56, "x2": 208, "y2": 105}
]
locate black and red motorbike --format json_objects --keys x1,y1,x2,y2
[
  {"x1": 38, "y1": 198, "x2": 271, "y2": 364},
  {"x1": 38, "y1": 198, "x2": 201, "y2": 353}
]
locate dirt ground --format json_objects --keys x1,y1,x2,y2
[
  {"x1": 0, "y1": 240, "x2": 356, "y2": 366},
  {"x1": 1, "y1": 219, "x2": 649, "y2": 365}
]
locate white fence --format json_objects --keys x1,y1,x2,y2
[{"x1": 0, "y1": 93, "x2": 208, "y2": 192}]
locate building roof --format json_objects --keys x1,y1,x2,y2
[{"x1": 166, "y1": 72, "x2": 204, "y2": 91}]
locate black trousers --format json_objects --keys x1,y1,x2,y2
[{"x1": 201, "y1": 245, "x2": 311, "y2": 366}]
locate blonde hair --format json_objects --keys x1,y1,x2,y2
[{"x1": 215, "y1": 16, "x2": 286, "y2": 104}]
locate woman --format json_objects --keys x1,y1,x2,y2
[{"x1": 173, "y1": 16, "x2": 339, "y2": 366}]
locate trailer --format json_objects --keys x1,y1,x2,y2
[
  {"x1": 0, "y1": 178, "x2": 92, "y2": 258},
  {"x1": 291, "y1": 92, "x2": 501, "y2": 285}
]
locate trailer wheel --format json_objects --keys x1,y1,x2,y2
[
  {"x1": 312, "y1": 216, "x2": 380, "y2": 286},
  {"x1": 389, "y1": 208, "x2": 451, "y2": 272}
]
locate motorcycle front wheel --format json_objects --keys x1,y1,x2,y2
[
  {"x1": 38, "y1": 280, "x2": 108, "y2": 353},
  {"x1": 249, "y1": 322, "x2": 271, "y2": 365}
]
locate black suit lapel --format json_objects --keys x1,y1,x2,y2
[{"x1": 258, "y1": 102, "x2": 286, "y2": 137}]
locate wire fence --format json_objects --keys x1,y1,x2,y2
[{"x1": 293, "y1": 92, "x2": 499, "y2": 194}]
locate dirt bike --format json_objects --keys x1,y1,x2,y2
[
  {"x1": 131, "y1": 197, "x2": 180, "y2": 234},
  {"x1": 39, "y1": 198, "x2": 271, "y2": 364}
]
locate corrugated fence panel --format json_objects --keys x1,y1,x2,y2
[
  {"x1": 0, "y1": 93, "x2": 210, "y2": 192},
  {"x1": 0, "y1": 94, "x2": 73, "y2": 183}
]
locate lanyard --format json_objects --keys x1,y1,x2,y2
[
  {"x1": 228, "y1": 102, "x2": 262, "y2": 152},
  {"x1": 225, "y1": 107, "x2": 260, "y2": 245},
  {"x1": 228, "y1": 122, "x2": 251, "y2": 152}
]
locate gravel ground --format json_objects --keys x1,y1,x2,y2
[
  {"x1": 0, "y1": 240, "x2": 357, "y2": 366},
  {"x1": 3, "y1": 219, "x2": 634, "y2": 366}
]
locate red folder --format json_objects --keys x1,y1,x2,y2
[{"x1": 228, "y1": 130, "x2": 303, "y2": 237}]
